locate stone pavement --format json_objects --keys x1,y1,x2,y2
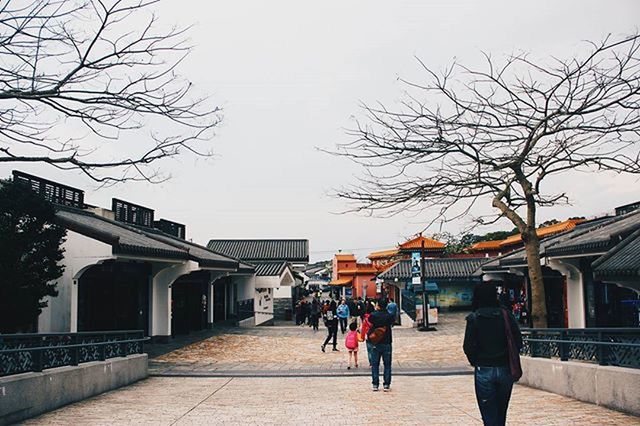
[
  {"x1": 23, "y1": 375, "x2": 640, "y2": 425},
  {"x1": 149, "y1": 312, "x2": 470, "y2": 376}
]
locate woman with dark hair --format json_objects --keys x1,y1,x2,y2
[
  {"x1": 321, "y1": 300, "x2": 339, "y2": 352},
  {"x1": 463, "y1": 283, "x2": 523, "y2": 426}
]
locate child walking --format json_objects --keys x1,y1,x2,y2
[{"x1": 345, "y1": 321, "x2": 359, "y2": 369}]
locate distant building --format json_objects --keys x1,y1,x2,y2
[{"x1": 207, "y1": 239, "x2": 309, "y2": 322}]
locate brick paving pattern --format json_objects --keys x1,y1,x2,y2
[
  {"x1": 24, "y1": 375, "x2": 639, "y2": 425},
  {"x1": 150, "y1": 312, "x2": 470, "y2": 375}
]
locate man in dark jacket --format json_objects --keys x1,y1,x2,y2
[
  {"x1": 463, "y1": 283, "x2": 523, "y2": 426},
  {"x1": 368, "y1": 298, "x2": 394, "y2": 392}
]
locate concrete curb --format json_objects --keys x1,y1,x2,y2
[{"x1": 150, "y1": 368, "x2": 474, "y2": 378}]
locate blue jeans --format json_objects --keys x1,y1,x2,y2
[
  {"x1": 366, "y1": 340, "x2": 374, "y2": 366},
  {"x1": 370, "y1": 343, "x2": 392, "y2": 387},
  {"x1": 474, "y1": 366, "x2": 514, "y2": 426}
]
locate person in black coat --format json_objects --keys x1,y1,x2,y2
[
  {"x1": 321, "y1": 300, "x2": 339, "y2": 352},
  {"x1": 463, "y1": 283, "x2": 522, "y2": 426}
]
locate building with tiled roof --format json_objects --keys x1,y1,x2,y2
[
  {"x1": 399, "y1": 235, "x2": 446, "y2": 252},
  {"x1": 207, "y1": 238, "x2": 309, "y2": 321},
  {"x1": 485, "y1": 208, "x2": 640, "y2": 329},
  {"x1": 207, "y1": 239, "x2": 309, "y2": 264},
  {"x1": 10, "y1": 170, "x2": 303, "y2": 338}
]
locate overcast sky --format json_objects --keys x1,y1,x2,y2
[{"x1": 2, "y1": 0, "x2": 639, "y2": 262}]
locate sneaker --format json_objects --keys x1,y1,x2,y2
[
  {"x1": 321, "y1": 345, "x2": 325, "y2": 353},
  {"x1": 372, "y1": 386, "x2": 379, "y2": 392},
  {"x1": 383, "y1": 386, "x2": 390, "y2": 392},
  {"x1": 332, "y1": 348, "x2": 339, "y2": 352}
]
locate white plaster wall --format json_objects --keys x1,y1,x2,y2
[
  {"x1": 549, "y1": 259, "x2": 586, "y2": 328},
  {"x1": 234, "y1": 275, "x2": 254, "y2": 301},
  {"x1": 38, "y1": 231, "x2": 112, "y2": 333},
  {"x1": 273, "y1": 286, "x2": 292, "y2": 299},
  {"x1": 150, "y1": 261, "x2": 199, "y2": 337},
  {"x1": 254, "y1": 287, "x2": 273, "y2": 325}
]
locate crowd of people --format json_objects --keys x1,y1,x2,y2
[{"x1": 292, "y1": 286, "x2": 522, "y2": 425}]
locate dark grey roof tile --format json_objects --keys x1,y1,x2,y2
[{"x1": 207, "y1": 239, "x2": 309, "y2": 262}]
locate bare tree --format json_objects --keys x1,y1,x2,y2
[
  {"x1": 333, "y1": 34, "x2": 640, "y2": 327},
  {"x1": 0, "y1": 0, "x2": 220, "y2": 183}
]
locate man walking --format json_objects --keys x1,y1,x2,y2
[
  {"x1": 368, "y1": 298, "x2": 394, "y2": 392},
  {"x1": 337, "y1": 299, "x2": 350, "y2": 334}
]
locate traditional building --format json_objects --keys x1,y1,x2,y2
[
  {"x1": 206, "y1": 239, "x2": 308, "y2": 321},
  {"x1": 327, "y1": 254, "x2": 376, "y2": 299},
  {"x1": 11, "y1": 171, "x2": 299, "y2": 339},
  {"x1": 484, "y1": 208, "x2": 640, "y2": 328}
]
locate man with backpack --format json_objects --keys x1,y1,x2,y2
[{"x1": 368, "y1": 298, "x2": 395, "y2": 392}]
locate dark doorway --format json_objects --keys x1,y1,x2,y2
[
  {"x1": 594, "y1": 282, "x2": 640, "y2": 327},
  {"x1": 171, "y1": 271, "x2": 209, "y2": 335},
  {"x1": 213, "y1": 277, "x2": 227, "y2": 322},
  {"x1": 78, "y1": 261, "x2": 150, "y2": 335},
  {"x1": 543, "y1": 267, "x2": 567, "y2": 328}
]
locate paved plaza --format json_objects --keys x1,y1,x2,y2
[
  {"x1": 150, "y1": 312, "x2": 470, "y2": 376},
  {"x1": 19, "y1": 313, "x2": 640, "y2": 424},
  {"x1": 23, "y1": 375, "x2": 639, "y2": 425}
]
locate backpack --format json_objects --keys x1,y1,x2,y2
[
  {"x1": 367, "y1": 326, "x2": 387, "y2": 345},
  {"x1": 325, "y1": 310, "x2": 334, "y2": 321},
  {"x1": 345, "y1": 331, "x2": 358, "y2": 350}
]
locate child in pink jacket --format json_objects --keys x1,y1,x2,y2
[{"x1": 345, "y1": 321, "x2": 359, "y2": 369}]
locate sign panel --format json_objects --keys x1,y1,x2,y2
[{"x1": 411, "y1": 252, "x2": 421, "y2": 285}]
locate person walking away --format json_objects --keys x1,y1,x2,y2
[
  {"x1": 387, "y1": 298, "x2": 398, "y2": 323},
  {"x1": 337, "y1": 299, "x2": 350, "y2": 334},
  {"x1": 356, "y1": 297, "x2": 366, "y2": 322},
  {"x1": 302, "y1": 300, "x2": 311, "y2": 326},
  {"x1": 463, "y1": 283, "x2": 523, "y2": 426},
  {"x1": 321, "y1": 300, "x2": 339, "y2": 352},
  {"x1": 310, "y1": 298, "x2": 320, "y2": 331},
  {"x1": 360, "y1": 309, "x2": 373, "y2": 367},
  {"x1": 294, "y1": 300, "x2": 302, "y2": 325},
  {"x1": 368, "y1": 298, "x2": 394, "y2": 391},
  {"x1": 345, "y1": 321, "x2": 359, "y2": 369}
]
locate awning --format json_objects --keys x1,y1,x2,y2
[{"x1": 328, "y1": 277, "x2": 353, "y2": 286}]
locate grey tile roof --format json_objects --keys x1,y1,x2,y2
[
  {"x1": 379, "y1": 258, "x2": 487, "y2": 280},
  {"x1": 56, "y1": 207, "x2": 189, "y2": 261},
  {"x1": 207, "y1": 239, "x2": 309, "y2": 262},
  {"x1": 56, "y1": 207, "x2": 241, "y2": 269},
  {"x1": 544, "y1": 210, "x2": 640, "y2": 257},
  {"x1": 498, "y1": 217, "x2": 614, "y2": 267},
  {"x1": 252, "y1": 261, "x2": 290, "y2": 277},
  {"x1": 592, "y1": 228, "x2": 640, "y2": 279},
  {"x1": 142, "y1": 228, "x2": 239, "y2": 269}
]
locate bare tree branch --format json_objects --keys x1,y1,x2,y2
[{"x1": 0, "y1": 0, "x2": 221, "y2": 183}]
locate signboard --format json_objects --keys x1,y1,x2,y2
[
  {"x1": 411, "y1": 252, "x2": 421, "y2": 285},
  {"x1": 415, "y1": 304, "x2": 439, "y2": 326}
]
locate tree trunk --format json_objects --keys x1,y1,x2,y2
[{"x1": 522, "y1": 229, "x2": 547, "y2": 328}]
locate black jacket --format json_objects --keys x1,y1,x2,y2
[
  {"x1": 369, "y1": 310, "x2": 394, "y2": 345},
  {"x1": 463, "y1": 307, "x2": 523, "y2": 367}
]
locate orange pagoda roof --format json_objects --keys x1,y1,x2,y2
[
  {"x1": 500, "y1": 219, "x2": 584, "y2": 247},
  {"x1": 367, "y1": 248, "x2": 399, "y2": 260},
  {"x1": 469, "y1": 240, "x2": 504, "y2": 251},
  {"x1": 328, "y1": 277, "x2": 353, "y2": 286},
  {"x1": 399, "y1": 235, "x2": 446, "y2": 250},
  {"x1": 339, "y1": 263, "x2": 378, "y2": 275},
  {"x1": 335, "y1": 253, "x2": 356, "y2": 261}
]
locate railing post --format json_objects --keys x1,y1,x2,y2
[
  {"x1": 71, "y1": 334, "x2": 79, "y2": 366},
  {"x1": 530, "y1": 330, "x2": 537, "y2": 358},
  {"x1": 32, "y1": 348, "x2": 43, "y2": 372},
  {"x1": 559, "y1": 330, "x2": 568, "y2": 361},
  {"x1": 597, "y1": 331, "x2": 606, "y2": 366},
  {"x1": 99, "y1": 334, "x2": 106, "y2": 361}
]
